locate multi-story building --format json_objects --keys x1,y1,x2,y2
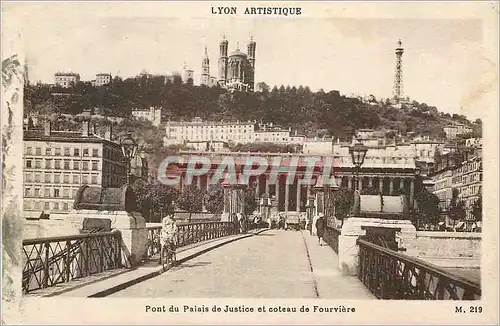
[
  {"x1": 164, "y1": 117, "x2": 256, "y2": 147},
  {"x1": 94, "y1": 73, "x2": 112, "y2": 86},
  {"x1": 54, "y1": 72, "x2": 80, "y2": 88},
  {"x1": 303, "y1": 137, "x2": 333, "y2": 155},
  {"x1": 452, "y1": 156, "x2": 482, "y2": 220},
  {"x1": 132, "y1": 107, "x2": 162, "y2": 127},
  {"x1": 443, "y1": 123, "x2": 473, "y2": 139},
  {"x1": 217, "y1": 36, "x2": 256, "y2": 92},
  {"x1": 23, "y1": 121, "x2": 127, "y2": 218},
  {"x1": 254, "y1": 124, "x2": 291, "y2": 144}
]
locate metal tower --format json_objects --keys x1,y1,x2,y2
[{"x1": 393, "y1": 39, "x2": 404, "y2": 102}]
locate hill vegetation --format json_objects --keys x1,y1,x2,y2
[{"x1": 25, "y1": 74, "x2": 481, "y2": 146}]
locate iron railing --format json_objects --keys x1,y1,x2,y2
[
  {"x1": 357, "y1": 239, "x2": 481, "y2": 300},
  {"x1": 147, "y1": 221, "x2": 237, "y2": 259},
  {"x1": 22, "y1": 230, "x2": 122, "y2": 294}
]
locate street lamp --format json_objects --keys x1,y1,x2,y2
[
  {"x1": 349, "y1": 139, "x2": 368, "y2": 192},
  {"x1": 120, "y1": 133, "x2": 138, "y2": 185}
]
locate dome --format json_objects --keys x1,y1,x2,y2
[{"x1": 229, "y1": 49, "x2": 247, "y2": 58}]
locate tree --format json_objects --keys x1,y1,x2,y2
[
  {"x1": 204, "y1": 184, "x2": 224, "y2": 214},
  {"x1": 243, "y1": 186, "x2": 258, "y2": 216},
  {"x1": 448, "y1": 188, "x2": 466, "y2": 229},
  {"x1": 177, "y1": 185, "x2": 205, "y2": 221},
  {"x1": 414, "y1": 188, "x2": 440, "y2": 228},
  {"x1": 131, "y1": 179, "x2": 179, "y2": 222},
  {"x1": 471, "y1": 194, "x2": 482, "y2": 223},
  {"x1": 330, "y1": 187, "x2": 353, "y2": 224}
]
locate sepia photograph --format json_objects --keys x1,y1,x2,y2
[{"x1": 2, "y1": 1, "x2": 498, "y2": 324}]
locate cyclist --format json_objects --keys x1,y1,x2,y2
[{"x1": 160, "y1": 214, "x2": 178, "y2": 266}]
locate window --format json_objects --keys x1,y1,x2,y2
[
  {"x1": 72, "y1": 189, "x2": 78, "y2": 198},
  {"x1": 72, "y1": 175, "x2": 79, "y2": 184},
  {"x1": 25, "y1": 187, "x2": 31, "y2": 197},
  {"x1": 35, "y1": 173, "x2": 41, "y2": 183},
  {"x1": 44, "y1": 202, "x2": 50, "y2": 210},
  {"x1": 63, "y1": 203, "x2": 69, "y2": 211},
  {"x1": 91, "y1": 175, "x2": 98, "y2": 184},
  {"x1": 44, "y1": 188, "x2": 50, "y2": 197},
  {"x1": 54, "y1": 189, "x2": 60, "y2": 197},
  {"x1": 35, "y1": 147, "x2": 41, "y2": 155},
  {"x1": 34, "y1": 188, "x2": 40, "y2": 197},
  {"x1": 54, "y1": 174, "x2": 60, "y2": 183},
  {"x1": 92, "y1": 149, "x2": 99, "y2": 157},
  {"x1": 82, "y1": 175, "x2": 88, "y2": 184},
  {"x1": 53, "y1": 202, "x2": 59, "y2": 210},
  {"x1": 25, "y1": 173, "x2": 33, "y2": 182},
  {"x1": 44, "y1": 173, "x2": 51, "y2": 183},
  {"x1": 34, "y1": 201, "x2": 42, "y2": 210},
  {"x1": 23, "y1": 200, "x2": 32, "y2": 210},
  {"x1": 45, "y1": 148, "x2": 51, "y2": 155},
  {"x1": 73, "y1": 161, "x2": 79, "y2": 170},
  {"x1": 63, "y1": 174, "x2": 69, "y2": 183},
  {"x1": 26, "y1": 147, "x2": 32, "y2": 155},
  {"x1": 63, "y1": 189, "x2": 69, "y2": 198},
  {"x1": 92, "y1": 161, "x2": 98, "y2": 170},
  {"x1": 74, "y1": 148, "x2": 80, "y2": 157},
  {"x1": 83, "y1": 161, "x2": 89, "y2": 170},
  {"x1": 64, "y1": 147, "x2": 70, "y2": 156},
  {"x1": 45, "y1": 159, "x2": 52, "y2": 169},
  {"x1": 54, "y1": 160, "x2": 61, "y2": 169},
  {"x1": 64, "y1": 160, "x2": 70, "y2": 170},
  {"x1": 35, "y1": 160, "x2": 42, "y2": 169},
  {"x1": 55, "y1": 147, "x2": 61, "y2": 156},
  {"x1": 83, "y1": 148, "x2": 89, "y2": 156},
  {"x1": 26, "y1": 160, "x2": 32, "y2": 168}
]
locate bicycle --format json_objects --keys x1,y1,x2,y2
[{"x1": 160, "y1": 240, "x2": 177, "y2": 272}]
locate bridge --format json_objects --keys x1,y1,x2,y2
[{"x1": 21, "y1": 184, "x2": 481, "y2": 300}]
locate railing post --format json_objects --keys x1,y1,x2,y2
[
  {"x1": 65, "y1": 240, "x2": 71, "y2": 282},
  {"x1": 116, "y1": 232, "x2": 122, "y2": 268},
  {"x1": 43, "y1": 242, "x2": 50, "y2": 288}
]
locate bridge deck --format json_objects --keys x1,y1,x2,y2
[{"x1": 109, "y1": 229, "x2": 374, "y2": 299}]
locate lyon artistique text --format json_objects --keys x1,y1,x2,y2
[{"x1": 211, "y1": 6, "x2": 302, "y2": 16}]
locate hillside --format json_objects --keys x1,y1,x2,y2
[{"x1": 25, "y1": 74, "x2": 481, "y2": 143}]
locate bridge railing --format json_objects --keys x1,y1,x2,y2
[
  {"x1": 22, "y1": 230, "x2": 122, "y2": 294},
  {"x1": 357, "y1": 239, "x2": 481, "y2": 300},
  {"x1": 147, "y1": 221, "x2": 237, "y2": 259}
]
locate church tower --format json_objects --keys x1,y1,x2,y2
[
  {"x1": 247, "y1": 36, "x2": 256, "y2": 69},
  {"x1": 201, "y1": 46, "x2": 210, "y2": 86},
  {"x1": 247, "y1": 36, "x2": 256, "y2": 91},
  {"x1": 218, "y1": 35, "x2": 228, "y2": 87}
]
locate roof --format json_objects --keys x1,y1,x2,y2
[
  {"x1": 96, "y1": 73, "x2": 111, "y2": 76},
  {"x1": 23, "y1": 129, "x2": 120, "y2": 147},
  {"x1": 229, "y1": 49, "x2": 247, "y2": 57},
  {"x1": 54, "y1": 72, "x2": 80, "y2": 77}
]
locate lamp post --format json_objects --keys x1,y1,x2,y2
[
  {"x1": 120, "y1": 133, "x2": 138, "y2": 185},
  {"x1": 349, "y1": 139, "x2": 368, "y2": 193}
]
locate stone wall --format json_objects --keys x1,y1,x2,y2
[{"x1": 404, "y1": 231, "x2": 481, "y2": 268}]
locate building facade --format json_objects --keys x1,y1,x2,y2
[
  {"x1": 218, "y1": 36, "x2": 255, "y2": 92},
  {"x1": 443, "y1": 123, "x2": 473, "y2": 139},
  {"x1": 164, "y1": 118, "x2": 256, "y2": 146},
  {"x1": 94, "y1": 73, "x2": 112, "y2": 86},
  {"x1": 54, "y1": 72, "x2": 80, "y2": 88},
  {"x1": 132, "y1": 107, "x2": 162, "y2": 127},
  {"x1": 23, "y1": 121, "x2": 127, "y2": 218}
]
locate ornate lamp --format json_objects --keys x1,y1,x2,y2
[
  {"x1": 349, "y1": 140, "x2": 368, "y2": 168},
  {"x1": 349, "y1": 139, "x2": 368, "y2": 192},
  {"x1": 120, "y1": 133, "x2": 138, "y2": 185}
]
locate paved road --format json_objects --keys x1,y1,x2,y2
[{"x1": 110, "y1": 229, "x2": 374, "y2": 298}]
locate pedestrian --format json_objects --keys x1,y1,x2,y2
[{"x1": 316, "y1": 213, "x2": 325, "y2": 246}]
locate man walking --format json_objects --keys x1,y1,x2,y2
[{"x1": 315, "y1": 213, "x2": 326, "y2": 246}]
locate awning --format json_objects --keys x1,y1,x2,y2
[
  {"x1": 438, "y1": 222, "x2": 445, "y2": 225},
  {"x1": 455, "y1": 221, "x2": 465, "y2": 229}
]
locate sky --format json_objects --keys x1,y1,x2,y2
[{"x1": 4, "y1": 2, "x2": 497, "y2": 119}]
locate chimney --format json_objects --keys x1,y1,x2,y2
[
  {"x1": 82, "y1": 121, "x2": 90, "y2": 137},
  {"x1": 44, "y1": 121, "x2": 51, "y2": 136},
  {"x1": 104, "y1": 124, "x2": 112, "y2": 140}
]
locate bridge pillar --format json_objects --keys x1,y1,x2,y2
[
  {"x1": 338, "y1": 192, "x2": 416, "y2": 276},
  {"x1": 221, "y1": 181, "x2": 246, "y2": 223}
]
